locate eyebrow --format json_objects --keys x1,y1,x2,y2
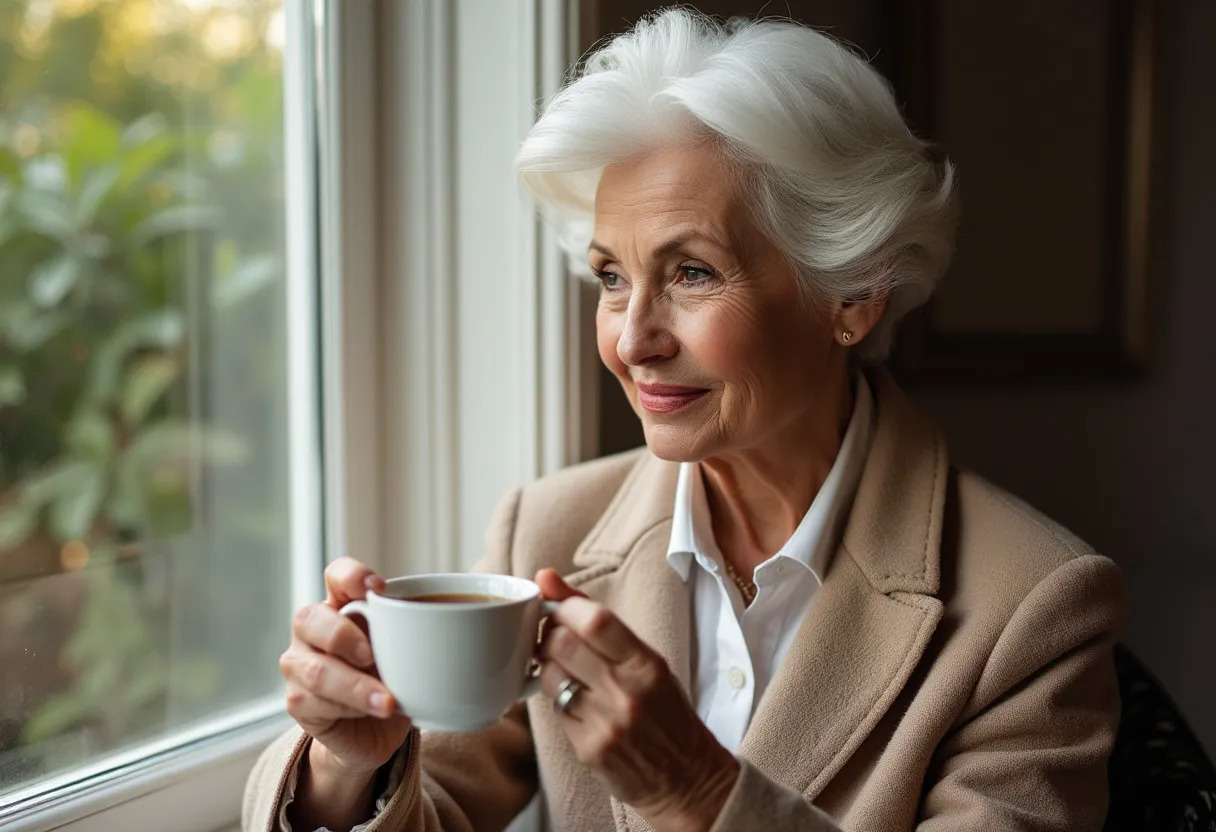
[
  {"x1": 588, "y1": 231, "x2": 725, "y2": 262},
  {"x1": 588, "y1": 241, "x2": 616, "y2": 259}
]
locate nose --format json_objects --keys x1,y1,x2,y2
[{"x1": 616, "y1": 291, "x2": 677, "y2": 367}]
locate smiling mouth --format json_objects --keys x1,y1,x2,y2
[{"x1": 635, "y1": 383, "x2": 709, "y2": 414}]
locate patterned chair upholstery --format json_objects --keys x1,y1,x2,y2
[{"x1": 1104, "y1": 645, "x2": 1216, "y2": 831}]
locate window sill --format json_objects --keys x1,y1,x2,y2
[{"x1": 1, "y1": 698, "x2": 290, "y2": 832}]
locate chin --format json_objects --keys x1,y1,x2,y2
[{"x1": 640, "y1": 422, "x2": 712, "y2": 463}]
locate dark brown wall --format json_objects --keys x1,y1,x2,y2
[
  {"x1": 582, "y1": 0, "x2": 877, "y2": 45},
  {"x1": 588, "y1": 1, "x2": 1216, "y2": 756},
  {"x1": 910, "y1": 0, "x2": 1216, "y2": 757}
]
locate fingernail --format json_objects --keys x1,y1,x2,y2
[
  {"x1": 364, "y1": 575, "x2": 383, "y2": 590},
  {"x1": 369, "y1": 692, "x2": 391, "y2": 716},
  {"x1": 356, "y1": 643, "x2": 375, "y2": 666}
]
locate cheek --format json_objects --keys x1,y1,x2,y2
[
  {"x1": 677, "y1": 301, "x2": 769, "y2": 385},
  {"x1": 680, "y1": 297, "x2": 829, "y2": 410},
  {"x1": 595, "y1": 307, "x2": 629, "y2": 381}
]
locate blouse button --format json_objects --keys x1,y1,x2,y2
[{"x1": 726, "y1": 666, "x2": 747, "y2": 690}]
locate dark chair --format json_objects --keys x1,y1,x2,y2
[{"x1": 1104, "y1": 645, "x2": 1216, "y2": 832}]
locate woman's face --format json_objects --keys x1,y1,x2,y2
[{"x1": 592, "y1": 141, "x2": 846, "y2": 462}]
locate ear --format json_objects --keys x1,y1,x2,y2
[{"x1": 835, "y1": 293, "x2": 887, "y2": 347}]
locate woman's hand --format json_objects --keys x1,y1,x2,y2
[
  {"x1": 279, "y1": 557, "x2": 412, "y2": 777},
  {"x1": 535, "y1": 569, "x2": 740, "y2": 832}
]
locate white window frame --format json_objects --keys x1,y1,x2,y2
[
  {"x1": 373, "y1": 0, "x2": 592, "y2": 576},
  {"x1": 1, "y1": 0, "x2": 589, "y2": 829}
]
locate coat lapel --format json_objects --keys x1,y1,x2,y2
[
  {"x1": 739, "y1": 370, "x2": 949, "y2": 799},
  {"x1": 568, "y1": 453, "x2": 692, "y2": 694},
  {"x1": 738, "y1": 555, "x2": 943, "y2": 798},
  {"x1": 586, "y1": 520, "x2": 698, "y2": 832},
  {"x1": 572, "y1": 371, "x2": 950, "y2": 829},
  {"x1": 565, "y1": 454, "x2": 698, "y2": 832}
]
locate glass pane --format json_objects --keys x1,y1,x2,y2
[{"x1": 0, "y1": 0, "x2": 294, "y2": 797}]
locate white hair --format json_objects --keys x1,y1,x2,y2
[{"x1": 514, "y1": 7, "x2": 958, "y2": 361}]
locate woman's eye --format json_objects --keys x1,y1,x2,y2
[
  {"x1": 679, "y1": 265, "x2": 714, "y2": 283},
  {"x1": 594, "y1": 269, "x2": 622, "y2": 289}
]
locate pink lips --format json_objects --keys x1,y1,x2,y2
[{"x1": 635, "y1": 382, "x2": 708, "y2": 414}]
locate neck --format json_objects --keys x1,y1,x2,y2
[{"x1": 701, "y1": 371, "x2": 854, "y2": 570}]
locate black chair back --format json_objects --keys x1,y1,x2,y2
[{"x1": 1104, "y1": 645, "x2": 1216, "y2": 831}]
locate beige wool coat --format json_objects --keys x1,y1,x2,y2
[{"x1": 244, "y1": 372, "x2": 1124, "y2": 831}]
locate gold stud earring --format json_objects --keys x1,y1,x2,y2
[{"x1": 841, "y1": 330, "x2": 854, "y2": 344}]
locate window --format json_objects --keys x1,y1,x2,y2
[
  {"x1": 0, "y1": 0, "x2": 583, "y2": 827},
  {"x1": 0, "y1": 0, "x2": 317, "y2": 820}
]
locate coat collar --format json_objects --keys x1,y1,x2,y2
[
  {"x1": 841, "y1": 370, "x2": 946, "y2": 597},
  {"x1": 569, "y1": 370, "x2": 949, "y2": 827},
  {"x1": 571, "y1": 370, "x2": 945, "y2": 593}
]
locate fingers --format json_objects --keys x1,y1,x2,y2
[
  {"x1": 542, "y1": 624, "x2": 615, "y2": 692},
  {"x1": 293, "y1": 603, "x2": 376, "y2": 668},
  {"x1": 552, "y1": 597, "x2": 643, "y2": 664},
  {"x1": 285, "y1": 683, "x2": 368, "y2": 723},
  {"x1": 535, "y1": 568, "x2": 589, "y2": 603},
  {"x1": 280, "y1": 644, "x2": 396, "y2": 718},
  {"x1": 539, "y1": 657, "x2": 590, "y2": 721},
  {"x1": 324, "y1": 557, "x2": 385, "y2": 607}
]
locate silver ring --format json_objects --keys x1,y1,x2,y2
[{"x1": 553, "y1": 677, "x2": 582, "y2": 715}]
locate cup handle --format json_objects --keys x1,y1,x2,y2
[
  {"x1": 519, "y1": 600, "x2": 561, "y2": 700},
  {"x1": 338, "y1": 600, "x2": 406, "y2": 716}
]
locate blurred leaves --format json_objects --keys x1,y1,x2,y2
[
  {"x1": 0, "y1": 499, "x2": 37, "y2": 549},
  {"x1": 0, "y1": 147, "x2": 21, "y2": 182},
  {"x1": 48, "y1": 462, "x2": 105, "y2": 540},
  {"x1": 0, "y1": 364, "x2": 25, "y2": 405},
  {"x1": 77, "y1": 165, "x2": 120, "y2": 225},
  {"x1": 28, "y1": 252, "x2": 81, "y2": 307},
  {"x1": 1, "y1": 303, "x2": 71, "y2": 352},
  {"x1": 67, "y1": 410, "x2": 115, "y2": 460},
  {"x1": 22, "y1": 459, "x2": 100, "y2": 508},
  {"x1": 212, "y1": 252, "x2": 279, "y2": 308},
  {"x1": 87, "y1": 309, "x2": 185, "y2": 404},
  {"x1": 62, "y1": 106, "x2": 121, "y2": 186},
  {"x1": 131, "y1": 203, "x2": 222, "y2": 243},
  {"x1": 23, "y1": 561, "x2": 157, "y2": 743},
  {"x1": 2, "y1": 0, "x2": 287, "y2": 761},
  {"x1": 121, "y1": 354, "x2": 179, "y2": 426},
  {"x1": 124, "y1": 420, "x2": 249, "y2": 470}
]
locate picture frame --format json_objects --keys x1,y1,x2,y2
[{"x1": 880, "y1": 0, "x2": 1166, "y2": 381}]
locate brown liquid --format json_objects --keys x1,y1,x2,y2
[{"x1": 407, "y1": 592, "x2": 511, "y2": 604}]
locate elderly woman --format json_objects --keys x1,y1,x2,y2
[{"x1": 245, "y1": 9, "x2": 1123, "y2": 831}]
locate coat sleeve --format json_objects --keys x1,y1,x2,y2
[
  {"x1": 917, "y1": 553, "x2": 1123, "y2": 831},
  {"x1": 705, "y1": 554, "x2": 1122, "y2": 832},
  {"x1": 243, "y1": 488, "x2": 539, "y2": 832},
  {"x1": 705, "y1": 760, "x2": 844, "y2": 831}
]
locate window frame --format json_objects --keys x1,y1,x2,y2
[
  {"x1": 377, "y1": 0, "x2": 594, "y2": 578},
  {"x1": 1, "y1": 701, "x2": 289, "y2": 832},
  {"x1": 1, "y1": 0, "x2": 589, "y2": 826}
]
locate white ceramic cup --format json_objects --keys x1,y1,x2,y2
[{"x1": 340, "y1": 573, "x2": 558, "y2": 732}]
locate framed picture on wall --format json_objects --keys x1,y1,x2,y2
[{"x1": 881, "y1": 0, "x2": 1166, "y2": 381}]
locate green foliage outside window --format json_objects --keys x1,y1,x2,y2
[{"x1": 0, "y1": 0, "x2": 287, "y2": 783}]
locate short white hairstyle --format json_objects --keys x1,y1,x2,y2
[{"x1": 514, "y1": 7, "x2": 958, "y2": 362}]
